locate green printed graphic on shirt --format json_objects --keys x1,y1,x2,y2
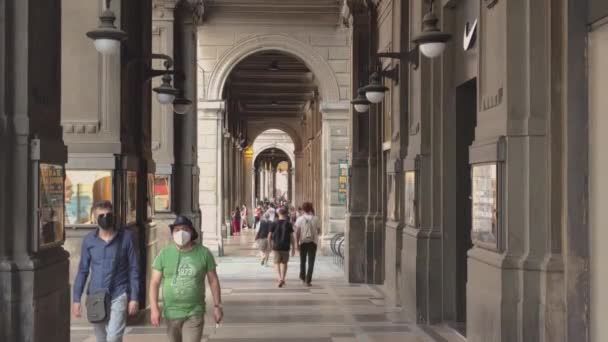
[{"x1": 152, "y1": 244, "x2": 216, "y2": 320}]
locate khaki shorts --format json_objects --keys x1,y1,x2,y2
[
  {"x1": 273, "y1": 250, "x2": 290, "y2": 264},
  {"x1": 257, "y1": 239, "x2": 270, "y2": 252}
]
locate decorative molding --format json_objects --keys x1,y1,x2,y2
[
  {"x1": 481, "y1": 87, "x2": 504, "y2": 111},
  {"x1": 63, "y1": 121, "x2": 100, "y2": 135}
]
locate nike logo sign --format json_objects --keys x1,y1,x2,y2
[{"x1": 463, "y1": 19, "x2": 478, "y2": 51}]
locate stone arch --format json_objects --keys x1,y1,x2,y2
[
  {"x1": 253, "y1": 144, "x2": 295, "y2": 167},
  {"x1": 248, "y1": 122, "x2": 303, "y2": 152},
  {"x1": 206, "y1": 34, "x2": 341, "y2": 103}
]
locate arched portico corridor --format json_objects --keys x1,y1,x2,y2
[{"x1": 70, "y1": 231, "x2": 462, "y2": 342}]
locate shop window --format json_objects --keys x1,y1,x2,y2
[
  {"x1": 65, "y1": 170, "x2": 112, "y2": 225},
  {"x1": 471, "y1": 163, "x2": 498, "y2": 248},
  {"x1": 154, "y1": 174, "x2": 171, "y2": 213}
]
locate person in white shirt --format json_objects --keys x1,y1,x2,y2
[{"x1": 294, "y1": 202, "x2": 321, "y2": 286}]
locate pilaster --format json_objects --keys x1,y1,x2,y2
[
  {"x1": 0, "y1": 1, "x2": 70, "y2": 340},
  {"x1": 320, "y1": 101, "x2": 350, "y2": 247},
  {"x1": 197, "y1": 100, "x2": 224, "y2": 252}
]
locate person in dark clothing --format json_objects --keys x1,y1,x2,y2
[
  {"x1": 72, "y1": 200, "x2": 140, "y2": 342},
  {"x1": 255, "y1": 213, "x2": 272, "y2": 266},
  {"x1": 268, "y1": 207, "x2": 295, "y2": 288}
]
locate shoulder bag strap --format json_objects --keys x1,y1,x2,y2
[{"x1": 107, "y1": 230, "x2": 124, "y2": 293}]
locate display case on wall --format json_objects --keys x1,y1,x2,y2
[
  {"x1": 154, "y1": 174, "x2": 171, "y2": 213},
  {"x1": 471, "y1": 163, "x2": 499, "y2": 248},
  {"x1": 30, "y1": 138, "x2": 68, "y2": 251},
  {"x1": 403, "y1": 155, "x2": 420, "y2": 229},
  {"x1": 126, "y1": 171, "x2": 138, "y2": 225},
  {"x1": 469, "y1": 137, "x2": 505, "y2": 251},
  {"x1": 39, "y1": 164, "x2": 66, "y2": 249}
]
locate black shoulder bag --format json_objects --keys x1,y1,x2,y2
[{"x1": 86, "y1": 231, "x2": 124, "y2": 323}]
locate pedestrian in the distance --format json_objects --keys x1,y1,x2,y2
[
  {"x1": 255, "y1": 212, "x2": 272, "y2": 266},
  {"x1": 268, "y1": 207, "x2": 295, "y2": 288},
  {"x1": 295, "y1": 202, "x2": 321, "y2": 287},
  {"x1": 232, "y1": 207, "x2": 241, "y2": 236}
]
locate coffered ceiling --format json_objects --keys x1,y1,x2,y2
[{"x1": 227, "y1": 51, "x2": 318, "y2": 120}]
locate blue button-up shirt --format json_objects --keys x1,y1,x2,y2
[{"x1": 73, "y1": 229, "x2": 140, "y2": 303}]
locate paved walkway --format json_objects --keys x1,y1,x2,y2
[{"x1": 71, "y1": 229, "x2": 463, "y2": 342}]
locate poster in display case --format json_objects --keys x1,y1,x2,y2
[
  {"x1": 471, "y1": 163, "x2": 499, "y2": 248},
  {"x1": 154, "y1": 175, "x2": 171, "y2": 212},
  {"x1": 404, "y1": 171, "x2": 417, "y2": 228},
  {"x1": 126, "y1": 171, "x2": 137, "y2": 224},
  {"x1": 39, "y1": 164, "x2": 65, "y2": 248}
]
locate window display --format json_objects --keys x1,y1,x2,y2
[
  {"x1": 471, "y1": 163, "x2": 498, "y2": 247},
  {"x1": 154, "y1": 175, "x2": 171, "y2": 212},
  {"x1": 39, "y1": 164, "x2": 65, "y2": 248},
  {"x1": 65, "y1": 170, "x2": 112, "y2": 225}
]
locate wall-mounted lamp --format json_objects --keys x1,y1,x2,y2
[
  {"x1": 351, "y1": 88, "x2": 371, "y2": 113},
  {"x1": 352, "y1": 0, "x2": 451, "y2": 110},
  {"x1": 86, "y1": 0, "x2": 127, "y2": 55},
  {"x1": 412, "y1": 2, "x2": 452, "y2": 58}
]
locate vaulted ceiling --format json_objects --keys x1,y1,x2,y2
[{"x1": 226, "y1": 51, "x2": 318, "y2": 121}]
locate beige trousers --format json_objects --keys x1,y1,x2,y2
[{"x1": 166, "y1": 315, "x2": 204, "y2": 342}]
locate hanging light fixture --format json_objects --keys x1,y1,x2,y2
[
  {"x1": 412, "y1": 0, "x2": 452, "y2": 58},
  {"x1": 268, "y1": 60, "x2": 280, "y2": 71},
  {"x1": 361, "y1": 72, "x2": 388, "y2": 104},
  {"x1": 153, "y1": 74, "x2": 180, "y2": 105},
  {"x1": 173, "y1": 97, "x2": 193, "y2": 115},
  {"x1": 86, "y1": 0, "x2": 127, "y2": 55},
  {"x1": 351, "y1": 88, "x2": 371, "y2": 113}
]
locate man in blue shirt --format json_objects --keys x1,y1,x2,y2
[{"x1": 72, "y1": 200, "x2": 140, "y2": 342}]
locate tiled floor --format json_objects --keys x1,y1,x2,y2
[{"x1": 70, "y1": 230, "x2": 464, "y2": 342}]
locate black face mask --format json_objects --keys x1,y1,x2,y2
[{"x1": 97, "y1": 213, "x2": 115, "y2": 230}]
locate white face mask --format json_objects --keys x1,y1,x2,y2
[{"x1": 173, "y1": 230, "x2": 191, "y2": 247}]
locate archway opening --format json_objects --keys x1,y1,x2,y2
[{"x1": 218, "y1": 50, "x2": 323, "y2": 238}]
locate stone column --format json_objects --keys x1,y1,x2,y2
[
  {"x1": 174, "y1": 3, "x2": 201, "y2": 228},
  {"x1": 0, "y1": 1, "x2": 70, "y2": 340},
  {"x1": 243, "y1": 149, "x2": 253, "y2": 210},
  {"x1": 251, "y1": 167, "x2": 257, "y2": 208},
  {"x1": 345, "y1": 3, "x2": 371, "y2": 284},
  {"x1": 197, "y1": 101, "x2": 224, "y2": 253},
  {"x1": 271, "y1": 166, "x2": 277, "y2": 200},
  {"x1": 320, "y1": 101, "x2": 350, "y2": 247},
  {"x1": 295, "y1": 151, "x2": 304, "y2": 205},
  {"x1": 288, "y1": 168, "x2": 293, "y2": 202}
]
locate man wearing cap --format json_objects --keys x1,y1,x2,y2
[{"x1": 149, "y1": 215, "x2": 223, "y2": 342}]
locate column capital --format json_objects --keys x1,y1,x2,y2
[{"x1": 320, "y1": 101, "x2": 350, "y2": 121}]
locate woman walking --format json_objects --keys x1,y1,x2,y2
[{"x1": 232, "y1": 207, "x2": 241, "y2": 236}]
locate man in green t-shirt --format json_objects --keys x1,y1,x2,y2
[{"x1": 149, "y1": 216, "x2": 223, "y2": 342}]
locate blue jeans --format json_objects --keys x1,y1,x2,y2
[{"x1": 93, "y1": 293, "x2": 128, "y2": 342}]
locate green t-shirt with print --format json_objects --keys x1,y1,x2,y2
[{"x1": 152, "y1": 244, "x2": 216, "y2": 320}]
